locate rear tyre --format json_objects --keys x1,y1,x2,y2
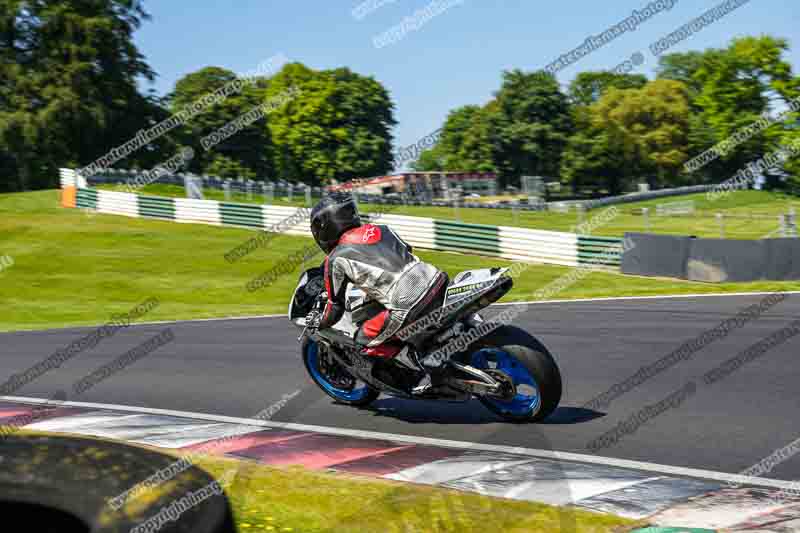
[
  {"x1": 469, "y1": 325, "x2": 562, "y2": 423},
  {"x1": 302, "y1": 338, "x2": 379, "y2": 407}
]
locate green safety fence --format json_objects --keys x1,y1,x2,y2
[
  {"x1": 577, "y1": 235, "x2": 623, "y2": 267},
  {"x1": 219, "y1": 202, "x2": 264, "y2": 229},
  {"x1": 434, "y1": 220, "x2": 502, "y2": 255},
  {"x1": 75, "y1": 188, "x2": 98, "y2": 210},
  {"x1": 138, "y1": 195, "x2": 176, "y2": 221}
]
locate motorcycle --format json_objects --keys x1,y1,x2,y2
[{"x1": 289, "y1": 266, "x2": 562, "y2": 422}]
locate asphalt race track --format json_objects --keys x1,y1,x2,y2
[{"x1": 3, "y1": 293, "x2": 800, "y2": 481}]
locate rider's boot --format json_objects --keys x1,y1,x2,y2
[
  {"x1": 410, "y1": 351, "x2": 447, "y2": 396},
  {"x1": 359, "y1": 343, "x2": 444, "y2": 396},
  {"x1": 371, "y1": 345, "x2": 436, "y2": 395}
]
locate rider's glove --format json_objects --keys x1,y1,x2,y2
[
  {"x1": 305, "y1": 309, "x2": 322, "y2": 329},
  {"x1": 305, "y1": 293, "x2": 328, "y2": 329}
]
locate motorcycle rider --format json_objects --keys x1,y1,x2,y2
[{"x1": 305, "y1": 191, "x2": 449, "y2": 394}]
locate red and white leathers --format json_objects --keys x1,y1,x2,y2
[{"x1": 318, "y1": 223, "x2": 447, "y2": 350}]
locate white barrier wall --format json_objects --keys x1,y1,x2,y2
[{"x1": 68, "y1": 173, "x2": 622, "y2": 269}]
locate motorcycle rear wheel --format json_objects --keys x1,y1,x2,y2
[{"x1": 469, "y1": 325, "x2": 562, "y2": 423}]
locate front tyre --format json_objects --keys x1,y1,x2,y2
[
  {"x1": 469, "y1": 325, "x2": 562, "y2": 422},
  {"x1": 302, "y1": 338, "x2": 379, "y2": 407}
]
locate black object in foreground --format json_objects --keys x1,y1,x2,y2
[{"x1": 0, "y1": 433, "x2": 236, "y2": 533}]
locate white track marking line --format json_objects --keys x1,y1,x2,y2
[
  {"x1": 3, "y1": 395, "x2": 798, "y2": 491},
  {"x1": 4, "y1": 313, "x2": 288, "y2": 333},
  {"x1": 117, "y1": 314, "x2": 288, "y2": 326},
  {"x1": 7, "y1": 291, "x2": 799, "y2": 334},
  {"x1": 493, "y1": 290, "x2": 800, "y2": 308}
]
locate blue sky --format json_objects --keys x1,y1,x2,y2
[{"x1": 134, "y1": 0, "x2": 799, "y2": 152}]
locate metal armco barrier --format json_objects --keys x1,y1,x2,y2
[
  {"x1": 765, "y1": 238, "x2": 800, "y2": 280},
  {"x1": 63, "y1": 171, "x2": 623, "y2": 269},
  {"x1": 687, "y1": 238, "x2": 767, "y2": 283},
  {"x1": 621, "y1": 232, "x2": 800, "y2": 282},
  {"x1": 622, "y1": 233, "x2": 692, "y2": 279},
  {"x1": 577, "y1": 184, "x2": 713, "y2": 210}
]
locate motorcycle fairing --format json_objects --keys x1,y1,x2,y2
[{"x1": 444, "y1": 268, "x2": 509, "y2": 308}]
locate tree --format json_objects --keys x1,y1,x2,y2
[
  {"x1": 563, "y1": 80, "x2": 691, "y2": 194},
  {"x1": 267, "y1": 65, "x2": 395, "y2": 185},
  {"x1": 411, "y1": 144, "x2": 445, "y2": 171},
  {"x1": 656, "y1": 51, "x2": 711, "y2": 97},
  {"x1": 487, "y1": 70, "x2": 572, "y2": 187},
  {"x1": 697, "y1": 36, "x2": 800, "y2": 190},
  {"x1": 568, "y1": 71, "x2": 648, "y2": 106},
  {"x1": 560, "y1": 106, "x2": 627, "y2": 195},
  {"x1": 659, "y1": 37, "x2": 800, "y2": 190},
  {"x1": 593, "y1": 80, "x2": 691, "y2": 189},
  {"x1": 436, "y1": 105, "x2": 481, "y2": 169},
  {"x1": 0, "y1": 0, "x2": 162, "y2": 191},
  {"x1": 169, "y1": 66, "x2": 273, "y2": 179},
  {"x1": 412, "y1": 104, "x2": 496, "y2": 172},
  {"x1": 561, "y1": 71, "x2": 648, "y2": 195},
  {"x1": 457, "y1": 102, "x2": 497, "y2": 172}
]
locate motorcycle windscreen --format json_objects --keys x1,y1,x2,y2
[{"x1": 288, "y1": 267, "x2": 324, "y2": 322}]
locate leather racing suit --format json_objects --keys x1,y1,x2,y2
[{"x1": 318, "y1": 223, "x2": 448, "y2": 349}]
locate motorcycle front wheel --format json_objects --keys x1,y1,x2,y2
[
  {"x1": 468, "y1": 325, "x2": 562, "y2": 423},
  {"x1": 302, "y1": 338, "x2": 380, "y2": 407}
]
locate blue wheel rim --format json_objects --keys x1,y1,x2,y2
[
  {"x1": 471, "y1": 349, "x2": 540, "y2": 416},
  {"x1": 306, "y1": 342, "x2": 371, "y2": 402}
]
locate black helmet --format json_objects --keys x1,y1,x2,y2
[{"x1": 310, "y1": 192, "x2": 361, "y2": 253}]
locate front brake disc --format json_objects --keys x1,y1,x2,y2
[{"x1": 320, "y1": 349, "x2": 357, "y2": 390}]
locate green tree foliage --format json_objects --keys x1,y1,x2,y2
[
  {"x1": 411, "y1": 147, "x2": 444, "y2": 171},
  {"x1": 659, "y1": 36, "x2": 800, "y2": 190},
  {"x1": 435, "y1": 105, "x2": 480, "y2": 169},
  {"x1": 568, "y1": 71, "x2": 648, "y2": 106},
  {"x1": 266, "y1": 64, "x2": 395, "y2": 185},
  {"x1": 412, "y1": 104, "x2": 495, "y2": 172},
  {"x1": 169, "y1": 66, "x2": 273, "y2": 179},
  {"x1": 0, "y1": 0, "x2": 163, "y2": 191},
  {"x1": 600, "y1": 80, "x2": 690, "y2": 188},
  {"x1": 560, "y1": 106, "x2": 625, "y2": 195},
  {"x1": 487, "y1": 70, "x2": 572, "y2": 187},
  {"x1": 655, "y1": 51, "x2": 710, "y2": 97},
  {"x1": 414, "y1": 70, "x2": 575, "y2": 184},
  {"x1": 562, "y1": 80, "x2": 690, "y2": 194},
  {"x1": 561, "y1": 72, "x2": 649, "y2": 195},
  {"x1": 458, "y1": 101, "x2": 497, "y2": 173}
]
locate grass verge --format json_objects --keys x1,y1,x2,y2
[{"x1": 2, "y1": 190, "x2": 799, "y2": 332}]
